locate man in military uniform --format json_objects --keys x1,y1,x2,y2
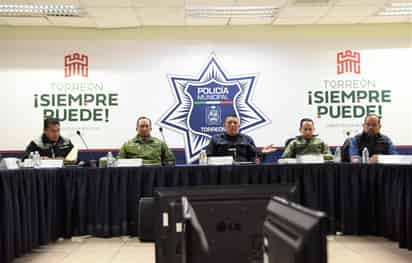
[
  {"x1": 207, "y1": 114, "x2": 276, "y2": 162},
  {"x1": 281, "y1": 118, "x2": 331, "y2": 158},
  {"x1": 23, "y1": 117, "x2": 75, "y2": 160},
  {"x1": 349, "y1": 114, "x2": 396, "y2": 163},
  {"x1": 118, "y1": 116, "x2": 175, "y2": 165}
]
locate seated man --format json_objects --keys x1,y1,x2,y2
[
  {"x1": 281, "y1": 118, "x2": 331, "y2": 158},
  {"x1": 118, "y1": 116, "x2": 175, "y2": 165},
  {"x1": 206, "y1": 114, "x2": 275, "y2": 162},
  {"x1": 23, "y1": 117, "x2": 75, "y2": 160},
  {"x1": 349, "y1": 114, "x2": 397, "y2": 163}
]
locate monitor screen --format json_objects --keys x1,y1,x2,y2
[
  {"x1": 263, "y1": 196, "x2": 328, "y2": 263},
  {"x1": 154, "y1": 184, "x2": 298, "y2": 263}
]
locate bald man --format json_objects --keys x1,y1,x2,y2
[
  {"x1": 118, "y1": 116, "x2": 175, "y2": 165},
  {"x1": 349, "y1": 114, "x2": 397, "y2": 163}
]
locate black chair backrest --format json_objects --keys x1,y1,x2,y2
[{"x1": 284, "y1": 137, "x2": 297, "y2": 148}]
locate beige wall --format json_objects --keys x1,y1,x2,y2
[
  {"x1": 1, "y1": 23, "x2": 411, "y2": 155},
  {"x1": 0, "y1": 24, "x2": 411, "y2": 43}
]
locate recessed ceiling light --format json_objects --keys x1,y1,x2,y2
[
  {"x1": 377, "y1": 2, "x2": 412, "y2": 16},
  {"x1": 0, "y1": 4, "x2": 82, "y2": 17},
  {"x1": 186, "y1": 6, "x2": 278, "y2": 19}
]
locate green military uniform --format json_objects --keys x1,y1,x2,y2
[
  {"x1": 281, "y1": 136, "x2": 331, "y2": 158},
  {"x1": 118, "y1": 135, "x2": 175, "y2": 164}
]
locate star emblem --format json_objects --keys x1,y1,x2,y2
[{"x1": 159, "y1": 54, "x2": 269, "y2": 163}]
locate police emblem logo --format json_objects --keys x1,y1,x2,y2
[
  {"x1": 159, "y1": 54, "x2": 270, "y2": 163},
  {"x1": 206, "y1": 105, "x2": 221, "y2": 126}
]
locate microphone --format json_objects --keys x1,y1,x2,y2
[
  {"x1": 158, "y1": 127, "x2": 174, "y2": 166},
  {"x1": 76, "y1": 130, "x2": 89, "y2": 150},
  {"x1": 51, "y1": 147, "x2": 55, "y2": 159},
  {"x1": 159, "y1": 127, "x2": 167, "y2": 144},
  {"x1": 227, "y1": 147, "x2": 237, "y2": 162}
]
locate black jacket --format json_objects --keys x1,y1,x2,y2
[
  {"x1": 206, "y1": 133, "x2": 257, "y2": 162},
  {"x1": 23, "y1": 134, "x2": 74, "y2": 160}
]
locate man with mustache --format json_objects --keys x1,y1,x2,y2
[{"x1": 349, "y1": 114, "x2": 397, "y2": 163}]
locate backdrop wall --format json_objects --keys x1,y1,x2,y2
[{"x1": 1, "y1": 24, "x2": 411, "y2": 162}]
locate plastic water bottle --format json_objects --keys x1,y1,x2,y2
[
  {"x1": 33, "y1": 151, "x2": 40, "y2": 168},
  {"x1": 27, "y1": 152, "x2": 34, "y2": 168},
  {"x1": 334, "y1": 146, "x2": 341, "y2": 163},
  {"x1": 107, "y1": 152, "x2": 114, "y2": 167},
  {"x1": 199, "y1": 150, "x2": 207, "y2": 165},
  {"x1": 362, "y1": 147, "x2": 369, "y2": 164}
]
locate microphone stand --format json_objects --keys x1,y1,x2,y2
[{"x1": 76, "y1": 130, "x2": 95, "y2": 167}]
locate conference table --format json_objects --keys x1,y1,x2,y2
[{"x1": 1, "y1": 163, "x2": 411, "y2": 263}]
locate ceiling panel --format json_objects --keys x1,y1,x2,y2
[
  {"x1": 335, "y1": 0, "x2": 387, "y2": 5},
  {"x1": 273, "y1": 16, "x2": 319, "y2": 24},
  {"x1": 185, "y1": 0, "x2": 236, "y2": 7},
  {"x1": 236, "y1": 0, "x2": 288, "y2": 7},
  {"x1": 0, "y1": 0, "x2": 410, "y2": 28},
  {"x1": 137, "y1": 7, "x2": 184, "y2": 26},
  {"x1": 185, "y1": 17, "x2": 229, "y2": 25},
  {"x1": 94, "y1": 16, "x2": 140, "y2": 28},
  {"x1": 86, "y1": 7, "x2": 136, "y2": 17},
  {"x1": 132, "y1": 0, "x2": 184, "y2": 8},
  {"x1": 47, "y1": 16, "x2": 96, "y2": 27},
  {"x1": 79, "y1": 0, "x2": 132, "y2": 8},
  {"x1": 86, "y1": 7, "x2": 140, "y2": 28},
  {"x1": 229, "y1": 17, "x2": 274, "y2": 25},
  {"x1": 278, "y1": 5, "x2": 330, "y2": 18},
  {"x1": 3, "y1": 16, "x2": 51, "y2": 26},
  {"x1": 326, "y1": 5, "x2": 381, "y2": 17}
]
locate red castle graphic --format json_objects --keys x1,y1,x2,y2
[
  {"x1": 337, "y1": 50, "x2": 360, "y2": 75},
  {"x1": 64, "y1": 53, "x2": 88, "y2": 78}
]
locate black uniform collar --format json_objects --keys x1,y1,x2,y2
[
  {"x1": 42, "y1": 134, "x2": 62, "y2": 145},
  {"x1": 224, "y1": 132, "x2": 241, "y2": 141}
]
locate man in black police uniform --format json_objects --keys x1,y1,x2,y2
[
  {"x1": 206, "y1": 114, "x2": 275, "y2": 162},
  {"x1": 348, "y1": 114, "x2": 397, "y2": 163},
  {"x1": 23, "y1": 117, "x2": 74, "y2": 160}
]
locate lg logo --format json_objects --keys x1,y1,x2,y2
[{"x1": 216, "y1": 220, "x2": 242, "y2": 232}]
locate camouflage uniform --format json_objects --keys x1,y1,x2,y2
[
  {"x1": 281, "y1": 136, "x2": 331, "y2": 158},
  {"x1": 118, "y1": 135, "x2": 175, "y2": 164}
]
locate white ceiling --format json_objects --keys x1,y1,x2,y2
[{"x1": 0, "y1": 0, "x2": 411, "y2": 28}]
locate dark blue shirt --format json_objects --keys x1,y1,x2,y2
[
  {"x1": 349, "y1": 132, "x2": 397, "y2": 158},
  {"x1": 207, "y1": 133, "x2": 257, "y2": 162}
]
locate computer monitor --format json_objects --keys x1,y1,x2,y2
[
  {"x1": 263, "y1": 196, "x2": 328, "y2": 263},
  {"x1": 154, "y1": 184, "x2": 299, "y2": 263}
]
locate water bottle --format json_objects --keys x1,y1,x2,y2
[
  {"x1": 199, "y1": 150, "x2": 207, "y2": 165},
  {"x1": 27, "y1": 152, "x2": 35, "y2": 168},
  {"x1": 334, "y1": 146, "x2": 341, "y2": 163},
  {"x1": 33, "y1": 151, "x2": 40, "y2": 168},
  {"x1": 107, "y1": 152, "x2": 114, "y2": 167},
  {"x1": 362, "y1": 147, "x2": 369, "y2": 164}
]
